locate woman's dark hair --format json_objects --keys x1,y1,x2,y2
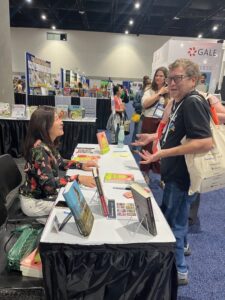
[
  {"x1": 151, "y1": 67, "x2": 168, "y2": 91},
  {"x1": 23, "y1": 106, "x2": 58, "y2": 161},
  {"x1": 78, "y1": 82, "x2": 83, "y2": 88},
  {"x1": 113, "y1": 85, "x2": 120, "y2": 96},
  {"x1": 142, "y1": 75, "x2": 151, "y2": 90}
]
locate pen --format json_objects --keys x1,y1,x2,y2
[{"x1": 113, "y1": 187, "x2": 131, "y2": 190}]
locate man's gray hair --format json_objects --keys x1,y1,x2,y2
[{"x1": 168, "y1": 58, "x2": 201, "y2": 85}]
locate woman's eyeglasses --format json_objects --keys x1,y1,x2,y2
[{"x1": 166, "y1": 75, "x2": 189, "y2": 84}]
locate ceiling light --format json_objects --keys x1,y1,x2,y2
[
  {"x1": 52, "y1": 25, "x2": 56, "y2": 30},
  {"x1": 79, "y1": 10, "x2": 85, "y2": 15},
  {"x1": 129, "y1": 19, "x2": 134, "y2": 25},
  {"x1": 173, "y1": 16, "x2": 180, "y2": 20},
  {"x1": 212, "y1": 25, "x2": 218, "y2": 31},
  {"x1": 134, "y1": 2, "x2": 140, "y2": 9},
  {"x1": 41, "y1": 14, "x2": 47, "y2": 20},
  {"x1": 198, "y1": 34, "x2": 202, "y2": 38},
  {"x1": 125, "y1": 30, "x2": 129, "y2": 35},
  {"x1": 26, "y1": 0, "x2": 32, "y2": 3}
]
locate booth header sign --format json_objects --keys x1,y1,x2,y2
[
  {"x1": 152, "y1": 39, "x2": 223, "y2": 93},
  {"x1": 187, "y1": 46, "x2": 218, "y2": 57}
]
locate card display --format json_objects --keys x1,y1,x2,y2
[{"x1": 107, "y1": 199, "x2": 136, "y2": 220}]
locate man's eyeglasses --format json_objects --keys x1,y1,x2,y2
[{"x1": 166, "y1": 75, "x2": 189, "y2": 84}]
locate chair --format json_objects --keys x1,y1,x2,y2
[
  {"x1": 0, "y1": 154, "x2": 22, "y2": 227},
  {"x1": 0, "y1": 154, "x2": 45, "y2": 299},
  {"x1": 0, "y1": 154, "x2": 46, "y2": 227}
]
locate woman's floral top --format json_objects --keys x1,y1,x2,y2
[{"x1": 19, "y1": 140, "x2": 82, "y2": 200}]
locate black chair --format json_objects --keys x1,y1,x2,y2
[
  {"x1": 0, "y1": 154, "x2": 47, "y2": 227},
  {"x1": 0, "y1": 154, "x2": 22, "y2": 227},
  {"x1": 0, "y1": 154, "x2": 45, "y2": 299}
]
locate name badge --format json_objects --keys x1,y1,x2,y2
[{"x1": 153, "y1": 103, "x2": 164, "y2": 118}]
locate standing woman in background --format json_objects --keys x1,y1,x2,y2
[{"x1": 140, "y1": 67, "x2": 170, "y2": 177}]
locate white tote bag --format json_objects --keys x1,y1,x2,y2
[{"x1": 184, "y1": 120, "x2": 225, "y2": 195}]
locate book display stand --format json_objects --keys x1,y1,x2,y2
[
  {"x1": 89, "y1": 190, "x2": 107, "y2": 216},
  {"x1": 126, "y1": 214, "x2": 151, "y2": 237},
  {"x1": 89, "y1": 189, "x2": 99, "y2": 204}
]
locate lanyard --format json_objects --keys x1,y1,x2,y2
[{"x1": 161, "y1": 100, "x2": 184, "y2": 146}]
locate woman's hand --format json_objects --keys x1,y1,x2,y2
[
  {"x1": 158, "y1": 86, "x2": 168, "y2": 96},
  {"x1": 82, "y1": 161, "x2": 98, "y2": 171},
  {"x1": 79, "y1": 175, "x2": 96, "y2": 188},
  {"x1": 131, "y1": 133, "x2": 157, "y2": 147}
]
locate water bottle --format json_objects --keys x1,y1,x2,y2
[{"x1": 117, "y1": 125, "x2": 125, "y2": 148}]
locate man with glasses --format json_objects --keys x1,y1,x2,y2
[{"x1": 133, "y1": 58, "x2": 213, "y2": 285}]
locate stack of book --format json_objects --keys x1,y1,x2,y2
[{"x1": 20, "y1": 248, "x2": 43, "y2": 278}]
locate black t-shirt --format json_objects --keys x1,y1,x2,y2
[{"x1": 160, "y1": 91, "x2": 212, "y2": 191}]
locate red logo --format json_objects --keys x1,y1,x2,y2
[{"x1": 188, "y1": 47, "x2": 197, "y2": 56}]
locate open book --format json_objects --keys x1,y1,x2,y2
[
  {"x1": 130, "y1": 183, "x2": 157, "y2": 236},
  {"x1": 63, "y1": 180, "x2": 94, "y2": 236}
]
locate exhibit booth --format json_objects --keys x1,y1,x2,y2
[{"x1": 152, "y1": 38, "x2": 224, "y2": 94}]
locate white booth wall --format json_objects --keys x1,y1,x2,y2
[
  {"x1": 10, "y1": 28, "x2": 169, "y2": 79},
  {"x1": 152, "y1": 38, "x2": 224, "y2": 93}
]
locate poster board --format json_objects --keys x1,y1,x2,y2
[{"x1": 26, "y1": 52, "x2": 51, "y2": 95}]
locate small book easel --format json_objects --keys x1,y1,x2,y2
[{"x1": 126, "y1": 213, "x2": 151, "y2": 237}]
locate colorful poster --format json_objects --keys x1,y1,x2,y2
[{"x1": 26, "y1": 52, "x2": 51, "y2": 95}]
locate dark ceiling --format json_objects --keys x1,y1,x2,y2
[{"x1": 9, "y1": 0, "x2": 225, "y2": 39}]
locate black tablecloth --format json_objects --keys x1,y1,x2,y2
[
  {"x1": 39, "y1": 242, "x2": 177, "y2": 300},
  {"x1": 14, "y1": 94, "x2": 111, "y2": 129},
  {"x1": 0, "y1": 119, "x2": 97, "y2": 159}
]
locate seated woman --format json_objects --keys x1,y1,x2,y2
[{"x1": 19, "y1": 106, "x2": 97, "y2": 218}]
